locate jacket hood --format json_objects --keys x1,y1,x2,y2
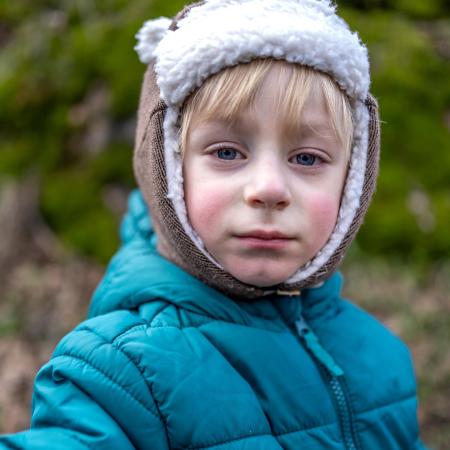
[
  {"x1": 89, "y1": 190, "x2": 343, "y2": 325},
  {"x1": 132, "y1": 0, "x2": 380, "y2": 298}
]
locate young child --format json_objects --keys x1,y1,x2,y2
[{"x1": 1, "y1": 1, "x2": 426, "y2": 449}]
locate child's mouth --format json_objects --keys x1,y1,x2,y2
[{"x1": 234, "y1": 230, "x2": 294, "y2": 250}]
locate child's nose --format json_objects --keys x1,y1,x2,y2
[{"x1": 243, "y1": 161, "x2": 291, "y2": 210}]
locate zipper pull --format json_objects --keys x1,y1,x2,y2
[{"x1": 295, "y1": 316, "x2": 344, "y2": 377}]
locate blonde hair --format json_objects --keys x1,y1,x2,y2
[{"x1": 180, "y1": 59, "x2": 354, "y2": 156}]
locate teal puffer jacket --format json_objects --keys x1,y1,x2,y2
[{"x1": 1, "y1": 191, "x2": 426, "y2": 450}]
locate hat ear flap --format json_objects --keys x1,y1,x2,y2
[
  {"x1": 362, "y1": 94, "x2": 381, "y2": 208},
  {"x1": 135, "y1": 17, "x2": 172, "y2": 64},
  {"x1": 333, "y1": 94, "x2": 380, "y2": 262}
]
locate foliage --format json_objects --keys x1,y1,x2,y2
[
  {"x1": 339, "y1": 8, "x2": 450, "y2": 269},
  {"x1": 0, "y1": 1, "x2": 449, "y2": 267},
  {"x1": 0, "y1": 0, "x2": 186, "y2": 262},
  {"x1": 338, "y1": 0, "x2": 450, "y2": 19}
]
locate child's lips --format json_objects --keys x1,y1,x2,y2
[
  {"x1": 234, "y1": 230, "x2": 295, "y2": 249},
  {"x1": 237, "y1": 229, "x2": 294, "y2": 239}
]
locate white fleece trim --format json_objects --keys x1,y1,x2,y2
[
  {"x1": 134, "y1": 17, "x2": 171, "y2": 64},
  {"x1": 165, "y1": 106, "x2": 224, "y2": 268},
  {"x1": 153, "y1": 0, "x2": 369, "y2": 103}
]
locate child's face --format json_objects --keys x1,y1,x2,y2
[{"x1": 183, "y1": 69, "x2": 349, "y2": 287}]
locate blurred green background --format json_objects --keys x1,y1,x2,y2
[{"x1": 0, "y1": 0, "x2": 449, "y2": 447}]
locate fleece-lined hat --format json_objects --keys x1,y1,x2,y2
[{"x1": 133, "y1": 0, "x2": 380, "y2": 298}]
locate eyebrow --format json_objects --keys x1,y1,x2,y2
[
  {"x1": 193, "y1": 114, "x2": 338, "y2": 147},
  {"x1": 234, "y1": 112, "x2": 337, "y2": 143},
  {"x1": 289, "y1": 122, "x2": 336, "y2": 139}
]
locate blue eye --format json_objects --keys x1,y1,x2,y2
[
  {"x1": 217, "y1": 148, "x2": 239, "y2": 160},
  {"x1": 295, "y1": 153, "x2": 317, "y2": 166}
]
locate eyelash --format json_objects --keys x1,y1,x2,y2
[
  {"x1": 290, "y1": 152, "x2": 322, "y2": 167},
  {"x1": 214, "y1": 147, "x2": 243, "y2": 160},
  {"x1": 210, "y1": 147, "x2": 325, "y2": 167}
]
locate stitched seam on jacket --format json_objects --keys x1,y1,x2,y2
[
  {"x1": 70, "y1": 431, "x2": 93, "y2": 450},
  {"x1": 198, "y1": 331, "x2": 275, "y2": 434},
  {"x1": 80, "y1": 326, "x2": 173, "y2": 448},
  {"x1": 77, "y1": 327, "x2": 164, "y2": 417},
  {"x1": 185, "y1": 431, "x2": 273, "y2": 450},
  {"x1": 183, "y1": 418, "x2": 339, "y2": 449},
  {"x1": 274, "y1": 420, "x2": 338, "y2": 437},
  {"x1": 53, "y1": 352, "x2": 159, "y2": 421},
  {"x1": 0, "y1": 439, "x2": 24, "y2": 450},
  {"x1": 150, "y1": 309, "x2": 218, "y2": 328},
  {"x1": 356, "y1": 392, "x2": 416, "y2": 415},
  {"x1": 77, "y1": 321, "x2": 146, "y2": 341},
  {"x1": 197, "y1": 321, "x2": 285, "y2": 334},
  {"x1": 149, "y1": 303, "x2": 174, "y2": 326},
  {"x1": 190, "y1": 330, "x2": 340, "y2": 444},
  {"x1": 106, "y1": 319, "x2": 289, "y2": 335},
  {"x1": 125, "y1": 287, "x2": 220, "y2": 322}
]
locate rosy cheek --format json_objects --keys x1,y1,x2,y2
[
  {"x1": 186, "y1": 185, "x2": 230, "y2": 233},
  {"x1": 305, "y1": 193, "x2": 340, "y2": 236}
]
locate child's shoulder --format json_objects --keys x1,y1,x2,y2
[
  {"x1": 305, "y1": 275, "x2": 416, "y2": 383},
  {"x1": 20, "y1": 308, "x2": 171, "y2": 449},
  {"x1": 333, "y1": 295, "x2": 413, "y2": 367}
]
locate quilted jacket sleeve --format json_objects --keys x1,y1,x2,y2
[{"x1": 0, "y1": 318, "x2": 169, "y2": 450}]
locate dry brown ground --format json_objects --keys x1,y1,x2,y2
[{"x1": 0, "y1": 179, "x2": 104, "y2": 433}]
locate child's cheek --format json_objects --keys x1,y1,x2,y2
[
  {"x1": 304, "y1": 192, "x2": 341, "y2": 237},
  {"x1": 187, "y1": 186, "x2": 230, "y2": 233}
]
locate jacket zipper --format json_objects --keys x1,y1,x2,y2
[{"x1": 294, "y1": 316, "x2": 360, "y2": 450}]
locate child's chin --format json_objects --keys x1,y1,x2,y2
[{"x1": 229, "y1": 266, "x2": 299, "y2": 288}]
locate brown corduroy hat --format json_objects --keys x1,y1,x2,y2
[{"x1": 133, "y1": 0, "x2": 380, "y2": 298}]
